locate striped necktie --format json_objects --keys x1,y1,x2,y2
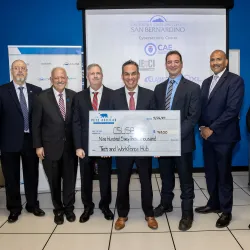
[
  {"x1": 165, "y1": 80, "x2": 174, "y2": 110},
  {"x1": 92, "y1": 92, "x2": 99, "y2": 110},
  {"x1": 58, "y1": 93, "x2": 66, "y2": 120}
]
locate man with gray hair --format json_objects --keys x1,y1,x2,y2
[
  {"x1": 32, "y1": 67, "x2": 77, "y2": 225},
  {"x1": 73, "y1": 64, "x2": 114, "y2": 223},
  {"x1": 0, "y1": 60, "x2": 45, "y2": 223}
]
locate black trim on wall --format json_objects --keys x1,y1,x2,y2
[
  {"x1": 77, "y1": 0, "x2": 234, "y2": 10},
  {"x1": 82, "y1": 11, "x2": 87, "y2": 90}
]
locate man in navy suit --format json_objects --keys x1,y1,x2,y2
[
  {"x1": 195, "y1": 50, "x2": 244, "y2": 228},
  {"x1": 153, "y1": 51, "x2": 201, "y2": 231},
  {"x1": 0, "y1": 60, "x2": 45, "y2": 223},
  {"x1": 73, "y1": 64, "x2": 114, "y2": 223},
  {"x1": 112, "y1": 60, "x2": 158, "y2": 231}
]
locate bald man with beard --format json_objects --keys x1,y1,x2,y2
[
  {"x1": 0, "y1": 60, "x2": 45, "y2": 223},
  {"x1": 32, "y1": 67, "x2": 77, "y2": 225},
  {"x1": 195, "y1": 50, "x2": 244, "y2": 228}
]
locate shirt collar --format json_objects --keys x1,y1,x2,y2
[
  {"x1": 90, "y1": 85, "x2": 103, "y2": 95},
  {"x1": 13, "y1": 81, "x2": 27, "y2": 90},
  {"x1": 214, "y1": 68, "x2": 226, "y2": 79},
  {"x1": 168, "y1": 74, "x2": 182, "y2": 84},
  {"x1": 125, "y1": 85, "x2": 139, "y2": 95},
  {"x1": 53, "y1": 87, "x2": 66, "y2": 97}
]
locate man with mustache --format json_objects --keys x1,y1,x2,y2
[
  {"x1": 195, "y1": 50, "x2": 244, "y2": 228},
  {"x1": 73, "y1": 64, "x2": 114, "y2": 223},
  {"x1": 32, "y1": 67, "x2": 77, "y2": 225},
  {"x1": 0, "y1": 60, "x2": 45, "y2": 223}
]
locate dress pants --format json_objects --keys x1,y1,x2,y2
[
  {"x1": 1, "y1": 133, "x2": 39, "y2": 213},
  {"x1": 203, "y1": 140, "x2": 235, "y2": 214},
  {"x1": 116, "y1": 157, "x2": 154, "y2": 217},
  {"x1": 80, "y1": 157, "x2": 112, "y2": 209},
  {"x1": 43, "y1": 149, "x2": 76, "y2": 215},
  {"x1": 159, "y1": 153, "x2": 194, "y2": 218}
]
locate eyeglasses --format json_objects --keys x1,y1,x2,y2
[{"x1": 12, "y1": 67, "x2": 27, "y2": 72}]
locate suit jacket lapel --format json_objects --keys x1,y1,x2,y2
[
  {"x1": 121, "y1": 87, "x2": 129, "y2": 110},
  {"x1": 171, "y1": 77, "x2": 186, "y2": 110},
  {"x1": 208, "y1": 71, "x2": 228, "y2": 103},
  {"x1": 26, "y1": 84, "x2": 33, "y2": 115},
  {"x1": 99, "y1": 86, "x2": 108, "y2": 110},
  {"x1": 65, "y1": 89, "x2": 72, "y2": 122},
  {"x1": 47, "y1": 87, "x2": 65, "y2": 122},
  {"x1": 86, "y1": 88, "x2": 93, "y2": 111},
  {"x1": 8, "y1": 81, "x2": 22, "y2": 115}
]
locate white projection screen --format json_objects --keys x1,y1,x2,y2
[{"x1": 85, "y1": 9, "x2": 226, "y2": 90}]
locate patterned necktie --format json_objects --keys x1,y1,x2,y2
[
  {"x1": 58, "y1": 93, "x2": 66, "y2": 120},
  {"x1": 129, "y1": 92, "x2": 135, "y2": 110},
  {"x1": 209, "y1": 75, "x2": 219, "y2": 97},
  {"x1": 165, "y1": 80, "x2": 174, "y2": 110},
  {"x1": 18, "y1": 87, "x2": 29, "y2": 131},
  {"x1": 92, "y1": 92, "x2": 99, "y2": 110}
]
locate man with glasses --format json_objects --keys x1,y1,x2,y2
[
  {"x1": 112, "y1": 60, "x2": 158, "y2": 230},
  {"x1": 32, "y1": 67, "x2": 77, "y2": 225},
  {"x1": 0, "y1": 60, "x2": 45, "y2": 223}
]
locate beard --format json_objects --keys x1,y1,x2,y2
[{"x1": 15, "y1": 76, "x2": 26, "y2": 83}]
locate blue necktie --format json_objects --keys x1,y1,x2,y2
[{"x1": 18, "y1": 87, "x2": 29, "y2": 131}]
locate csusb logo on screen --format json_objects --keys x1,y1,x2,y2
[
  {"x1": 91, "y1": 113, "x2": 116, "y2": 125},
  {"x1": 130, "y1": 15, "x2": 186, "y2": 33},
  {"x1": 144, "y1": 43, "x2": 173, "y2": 56},
  {"x1": 63, "y1": 62, "x2": 80, "y2": 66}
]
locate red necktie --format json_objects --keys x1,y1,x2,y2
[
  {"x1": 58, "y1": 93, "x2": 66, "y2": 120},
  {"x1": 129, "y1": 92, "x2": 135, "y2": 110},
  {"x1": 92, "y1": 92, "x2": 99, "y2": 111}
]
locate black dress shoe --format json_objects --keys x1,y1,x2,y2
[
  {"x1": 27, "y1": 207, "x2": 45, "y2": 217},
  {"x1": 8, "y1": 212, "x2": 21, "y2": 223},
  {"x1": 54, "y1": 213, "x2": 64, "y2": 225},
  {"x1": 79, "y1": 207, "x2": 94, "y2": 223},
  {"x1": 100, "y1": 207, "x2": 114, "y2": 220},
  {"x1": 216, "y1": 213, "x2": 232, "y2": 228},
  {"x1": 195, "y1": 205, "x2": 221, "y2": 214},
  {"x1": 154, "y1": 204, "x2": 173, "y2": 217},
  {"x1": 179, "y1": 217, "x2": 193, "y2": 231},
  {"x1": 65, "y1": 211, "x2": 76, "y2": 222}
]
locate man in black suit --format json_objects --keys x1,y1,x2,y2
[
  {"x1": 0, "y1": 60, "x2": 45, "y2": 223},
  {"x1": 153, "y1": 51, "x2": 201, "y2": 231},
  {"x1": 73, "y1": 64, "x2": 114, "y2": 223},
  {"x1": 113, "y1": 60, "x2": 158, "y2": 231},
  {"x1": 32, "y1": 67, "x2": 77, "y2": 225},
  {"x1": 195, "y1": 50, "x2": 244, "y2": 228}
]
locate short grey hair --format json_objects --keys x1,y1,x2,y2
[{"x1": 87, "y1": 64, "x2": 103, "y2": 74}]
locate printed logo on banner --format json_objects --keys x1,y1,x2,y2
[
  {"x1": 40, "y1": 62, "x2": 52, "y2": 65},
  {"x1": 91, "y1": 113, "x2": 117, "y2": 125},
  {"x1": 63, "y1": 62, "x2": 80, "y2": 66},
  {"x1": 130, "y1": 15, "x2": 186, "y2": 33},
  {"x1": 144, "y1": 43, "x2": 173, "y2": 56},
  {"x1": 139, "y1": 59, "x2": 155, "y2": 71},
  {"x1": 144, "y1": 76, "x2": 168, "y2": 84},
  {"x1": 38, "y1": 77, "x2": 50, "y2": 81}
]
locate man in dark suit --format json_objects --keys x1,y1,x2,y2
[
  {"x1": 246, "y1": 107, "x2": 250, "y2": 132},
  {"x1": 153, "y1": 51, "x2": 201, "y2": 231},
  {"x1": 0, "y1": 60, "x2": 45, "y2": 223},
  {"x1": 73, "y1": 64, "x2": 114, "y2": 223},
  {"x1": 195, "y1": 50, "x2": 244, "y2": 228},
  {"x1": 113, "y1": 60, "x2": 158, "y2": 231},
  {"x1": 32, "y1": 67, "x2": 77, "y2": 225}
]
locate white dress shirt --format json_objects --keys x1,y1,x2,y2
[
  {"x1": 53, "y1": 87, "x2": 66, "y2": 112},
  {"x1": 125, "y1": 85, "x2": 139, "y2": 109},
  {"x1": 89, "y1": 85, "x2": 103, "y2": 110},
  {"x1": 13, "y1": 81, "x2": 30, "y2": 133}
]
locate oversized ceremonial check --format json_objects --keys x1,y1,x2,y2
[{"x1": 89, "y1": 111, "x2": 181, "y2": 157}]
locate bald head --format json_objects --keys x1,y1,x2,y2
[
  {"x1": 210, "y1": 50, "x2": 228, "y2": 74},
  {"x1": 50, "y1": 67, "x2": 68, "y2": 93},
  {"x1": 11, "y1": 60, "x2": 28, "y2": 85}
]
